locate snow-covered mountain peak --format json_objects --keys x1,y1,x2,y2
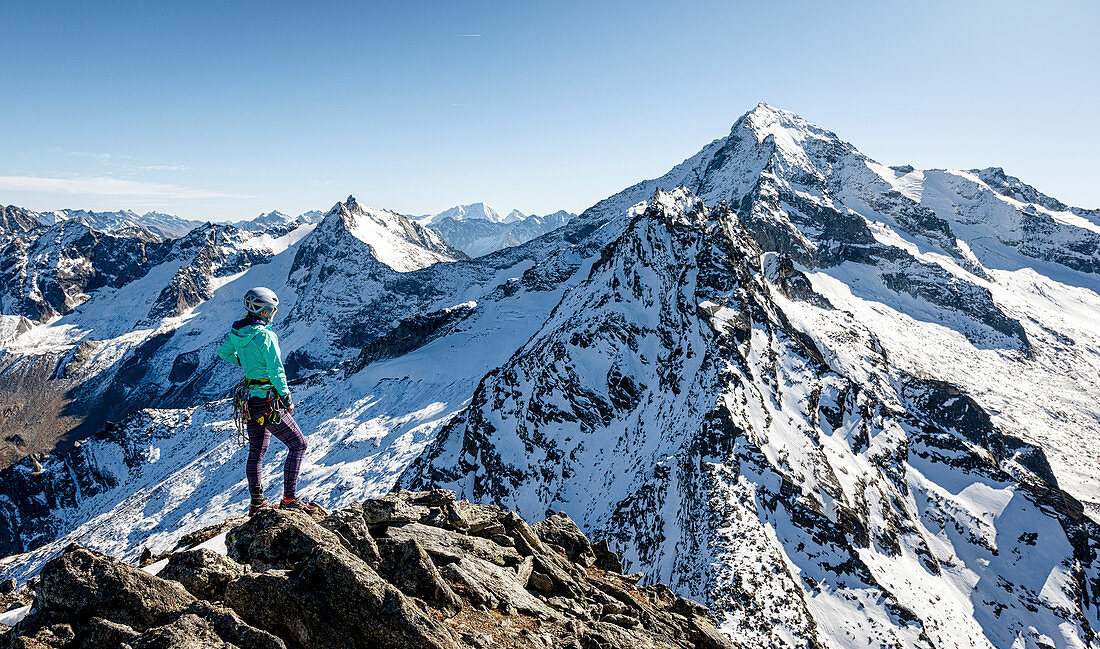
[
  {"x1": 736, "y1": 102, "x2": 829, "y2": 150},
  {"x1": 422, "y1": 205, "x2": 575, "y2": 258},
  {"x1": 424, "y1": 202, "x2": 506, "y2": 224},
  {"x1": 311, "y1": 195, "x2": 465, "y2": 272}
]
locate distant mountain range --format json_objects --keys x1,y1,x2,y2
[
  {"x1": 413, "y1": 202, "x2": 520, "y2": 225},
  {"x1": 1, "y1": 103, "x2": 1099, "y2": 648},
  {"x1": 413, "y1": 204, "x2": 575, "y2": 258},
  {"x1": 0, "y1": 201, "x2": 572, "y2": 260}
]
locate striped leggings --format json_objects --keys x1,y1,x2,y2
[{"x1": 245, "y1": 397, "x2": 307, "y2": 499}]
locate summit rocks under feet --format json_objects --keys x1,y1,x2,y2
[{"x1": 0, "y1": 490, "x2": 731, "y2": 649}]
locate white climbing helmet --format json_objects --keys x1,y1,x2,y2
[{"x1": 244, "y1": 287, "x2": 279, "y2": 318}]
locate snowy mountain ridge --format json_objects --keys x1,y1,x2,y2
[
  {"x1": 426, "y1": 209, "x2": 574, "y2": 258},
  {"x1": 1, "y1": 103, "x2": 1099, "y2": 648},
  {"x1": 414, "y1": 202, "x2": 515, "y2": 224},
  {"x1": 33, "y1": 208, "x2": 206, "y2": 239},
  {"x1": 237, "y1": 209, "x2": 323, "y2": 232}
]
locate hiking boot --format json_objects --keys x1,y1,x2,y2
[
  {"x1": 279, "y1": 497, "x2": 319, "y2": 514},
  {"x1": 248, "y1": 500, "x2": 275, "y2": 517}
]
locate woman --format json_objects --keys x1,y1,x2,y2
[{"x1": 217, "y1": 286, "x2": 316, "y2": 515}]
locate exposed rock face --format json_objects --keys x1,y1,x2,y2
[
  {"x1": 0, "y1": 220, "x2": 172, "y2": 322},
  {"x1": 399, "y1": 188, "x2": 1100, "y2": 647},
  {"x1": 1, "y1": 491, "x2": 731, "y2": 649},
  {"x1": 144, "y1": 223, "x2": 276, "y2": 322},
  {"x1": 350, "y1": 300, "x2": 477, "y2": 371},
  {"x1": 0, "y1": 412, "x2": 174, "y2": 557},
  {"x1": 0, "y1": 207, "x2": 41, "y2": 235},
  {"x1": 37, "y1": 544, "x2": 195, "y2": 629},
  {"x1": 158, "y1": 549, "x2": 244, "y2": 601}
]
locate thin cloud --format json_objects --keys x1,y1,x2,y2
[
  {"x1": 53, "y1": 149, "x2": 186, "y2": 172},
  {"x1": 0, "y1": 175, "x2": 230, "y2": 199},
  {"x1": 456, "y1": 33, "x2": 481, "y2": 37},
  {"x1": 141, "y1": 164, "x2": 188, "y2": 171},
  {"x1": 65, "y1": 150, "x2": 115, "y2": 161}
]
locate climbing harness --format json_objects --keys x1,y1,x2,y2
[{"x1": 231, "y1": 379, "x2": 279, "y2": 447}]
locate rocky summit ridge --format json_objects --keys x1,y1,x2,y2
[{"x1": 0, "y1": 490, "x2": 730, "y2": 649}]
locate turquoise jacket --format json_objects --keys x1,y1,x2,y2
[{"x1": 216, "y1": 318, "x2": 291, "y2": 400}]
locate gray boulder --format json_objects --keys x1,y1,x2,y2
[
  {"x1": 36, "y1": 544, "x2": 194, "y2": 630},
  {"x1": 356, "y1": 495, "x2": 430, "y2": 526},
  {"x1": 224, "y1": 509, "x2": 462, "y2": 649},
  {"x1": 382, "y1": 522, "x2": 523, "y2": 567},
  {"x1": 592, "y1": 538, "x2": 624, "y2": 573},
  {"x1": 129, "y1": 613, "x2": 234, "y2": 649},
  {"x1": 319, "y1": 508, "x2": 382, "y2": 565},
  {"x1": 182, "y1": 600, "x2": 285, "y2": 649},
  {"x1": 533, "y1": 512, "x2": 597, "y2": 567},
  {"x1": 3, "y1": 493, "x2": 735, "y2": 649},
  {"x1": 375, "y1": 537, "x2": 463, "y2": 615},
  {"x1": 78, "y1": 617, "x2": 140, "y2": 649},
  {"x1": 159, "y1": 548, "x2": 245, "y2": 601}
]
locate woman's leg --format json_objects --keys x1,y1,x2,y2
[
  {"x1": 269, "y1": 410, "x2": 308, "y2": 500},
  {"x1": 246, "y1": 398, "x2": 272, "y2": 499}
]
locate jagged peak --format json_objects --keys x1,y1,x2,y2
[
  {"x1": 326, "y1": 194, "x2": 362, "y2": 218},
  {"x1": 730, "y1": 102, "x2": 850, "y2": 161},
  {"x1": 635, "y1": 186, "x2": 709, "y2": 228},
  {"x1": 308, "y1": 195, "x2": 463, "y2": 271}
]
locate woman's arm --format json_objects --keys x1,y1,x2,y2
[{"x1": 216, "y1": 336, "x2": 241, "y2": 366}]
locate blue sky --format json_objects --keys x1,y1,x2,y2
[{"x1": 2, "y1": 1, "x2": 1097, "y2": 220}]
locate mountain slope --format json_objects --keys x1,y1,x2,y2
[
  {"x1": 400, "y1": 189, "x2": 1099, "y2": 648},
  {"x1": 320, "y1": 196, "x2": 466, "y2": 272},
  {"x1": 534, "y1": 102, "x2": 1100, "y2": 505},
  {"x1": 0, "y1": 194, "x2": 468, "y2": 469},
  {"x1": 0, "y1": 206, "x2": 42, "y2": 234}
]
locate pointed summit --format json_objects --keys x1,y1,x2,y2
[
  {"x1": 732, "y1": 102, "x2": 849, "y2": 162},
  {"x1": 327, "y1": 195, "x2": 362, "y2": 217},
  {"x1": 311, "y1": 195, "x2": 465, "y2": 272}
]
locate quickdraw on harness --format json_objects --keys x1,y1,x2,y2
[{"x1": 231, "y1": 378, "x2": 279, "y2": 447}]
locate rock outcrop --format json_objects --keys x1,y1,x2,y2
[{"x1": 1, "y1": 490, "x2": 731, "y2": 648}]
